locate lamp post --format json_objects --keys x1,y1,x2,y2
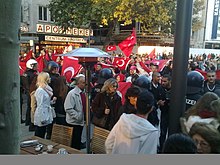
[{"x1": 59, "y1": 48, "x2": 113, "y2": 154}]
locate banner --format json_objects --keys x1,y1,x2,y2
[{"x1": 211, "y1": 0, "x2": 220, "y2": 39}]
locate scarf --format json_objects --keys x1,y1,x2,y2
[
  {"x1": 198, "y1": 109, "x2": 217, "y2": 118},
  {"x1": 43, "y1": 84, "x2": 53, "y2": 98}
]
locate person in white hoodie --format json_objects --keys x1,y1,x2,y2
[{"x1": 105, "y1": 90, "x2": 159, "y2": 154}]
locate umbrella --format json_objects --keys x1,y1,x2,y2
[
  {"x1": 59, "y1": 47, "x2": 112, "y2": 58},
  {"x1": 59, "y1": 47, "x2": 113, "y2": 154}
]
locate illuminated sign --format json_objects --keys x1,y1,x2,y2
[
  {"x1": 37, "y1": 24, "x2": 93, "y2": 36},
  {"x1": 20, "y1": 26, "x2": 29, "y2": 32},
  {"x1": 45, "y1": 35, "x2": 87, "y2": 43}
]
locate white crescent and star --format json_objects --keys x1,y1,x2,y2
[
  {"x1": 117, "y1": 59, "x2": 125, "y2": 68},
  {"x1": 63, "y1": 67, "x2": 75, "y2": 79},
  {"x1": 107, "y1": 46, "x2": 114, "y2": 51}
]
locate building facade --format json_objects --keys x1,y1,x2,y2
[
  {"x1": 204, "y1": 0, "x2": 220, "y2": 49},
  {"x1": 20, "y1": 0, "x2": 93, "y2": 55}
]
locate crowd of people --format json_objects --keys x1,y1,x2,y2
[{"x1": 20, "y1": 48, "x2": 220, "y2": 154}]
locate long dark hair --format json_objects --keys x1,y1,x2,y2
[{"x1": 52, "y1": 76, "x2": 68, "y2": 101}]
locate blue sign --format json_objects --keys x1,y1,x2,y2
[{"x1": 211, "y1": 0, "x2": 220, "y2": 39}]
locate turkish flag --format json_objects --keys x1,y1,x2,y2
[
  {"x1": 36, "y1": 55, "x2": 46, "y2": 73},
  {"x1": 118, "y1": 82, "x2": 132, "y2": 104},
  {"x1": 112, "y1": 57, "x2": 131, "y2": 70},
  {"x1": 51, "y1": 53, "x2": 59, "y2": 62},
  {"x1": 118, "y1": 28, "x2": 136, "y2": 57},
  {"x1": 23, "y1": 49, "x2": 33, "y2": 62},
  {"x1": 148, "y1": 48, "x2": 156, "y2": 60},
  {"x1": 106, "y1": 45, "x2": 117, "y2": 52},
  {"x1": 19, "y1": 61, "x2": 26, "y2": 75},
  {"x1": 100, "y1": 62, "x2": 114, "y2": 68},
  {"x1": 145, "y1": 59, "x2": 169, "y2": 72},
  {"x1": 61, "y1": 56, "x2": 82, "y2": 83}
]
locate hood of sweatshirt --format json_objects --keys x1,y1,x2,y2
[{"x1": 117, "y1": 113, "x2": 158, "y2": 139}]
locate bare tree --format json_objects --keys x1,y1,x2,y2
[{"x1": 0, "y1": 0, "x2": 21, "y2": 154}]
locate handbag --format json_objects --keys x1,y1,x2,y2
[{"x1": 92, "y1": 114, "x2": 108, "y2": 129}]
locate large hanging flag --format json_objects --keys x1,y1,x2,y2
[
  {"x1": 118, "y1": 28, "x2": 136, "y2": 57},
  {"x1": 106, "y1": 45, "x2": 117, "y2": 52}
]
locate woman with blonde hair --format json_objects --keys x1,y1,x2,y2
[
  {"x1": 34, "y1": 72, "x2": 56, "y2": 138},
  {"x1": 189, "y1": 122, "x2": 220, "y2": 154},
  {"x1": 92, "y1": 78, "x2": 122, "y2": 130}
]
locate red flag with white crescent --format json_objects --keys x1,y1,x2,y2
[
  {"x1": 61, "y1": 57, "x2": 82, "y2": 83},
  {"x1": 112, "y1": 57, "x2": 131, "y2": 70},
  {"x1": 118, "y1": 28, "x2": 136, "y2": 57},
  {"x1": 106, "y1": 45, "x2": 117, "y2": 52}
]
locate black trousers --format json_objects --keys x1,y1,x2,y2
[
  {"x1": 35, "y1": 125, "x2": 47, "y2": 138},
  {"x1": 67, "y1": 124, "x2": 83, "y2": 150},
  {"x1": 159, "y1": 111, "x2": 169, "y2": 151},
  {"x1": 56, "y1": 117, "x2": 68, "y2": 126},
  {"x1": 25, "y1": 93, "x2": 31, "y2": 125},
  {"x1": 35, "y1": 123, "x2": 53, "y2": 139}
]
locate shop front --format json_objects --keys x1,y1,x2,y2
[{"x1": 35, "y1": 24, "x2": 94, "y2": 54}]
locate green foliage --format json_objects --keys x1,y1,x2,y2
[
  {"x1": 48, "y1": 0, "x2": 171, "y2": 33},
  {"x1": 192, "y1": 0, "x2": 205, "y2": 32},
  {"x1": 48, "y1": 0, "x2": 93, "y2": 28}
]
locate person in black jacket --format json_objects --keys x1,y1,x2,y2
[
  {"x1": 92, "y1": 78, "x2": 122, "y2": 131},
  {"x1": 43, "y1": 61, "x2": 60, "y2": 139},
  {"x1": 157, "y1": 74, "x2": 172, "y2": 152},
  {"x1": 21, "y1": 59, "x2": 38, "y2": 131},
  {"x1": 185, "y1": 71, "x2": 204, "y2": 111},
  {"x1": 203, "y1": 70, "x2": 220, "y2": 97},
  {"x1": 133, "y1": 75, "x2": 159, "y2": 127},
  {"x1": 118, "y1": 86, "x2": 141, "y2": 116}
]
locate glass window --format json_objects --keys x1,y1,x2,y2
[
  {"x1": 49, "y1": 10, "x2": 54, "y2": 22},
  {"x1": 39, "y1": 6, "x2": 49, "y2": 21},
  {"x1": 43, "y1": 7, "x2": 47, "y2": 21},
  {"x1": 21, "y1": 6, "x2": 23, "y2": 22},
  {"x1": 39, "y1": 6, "x2": 42, "y2": 20}
]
